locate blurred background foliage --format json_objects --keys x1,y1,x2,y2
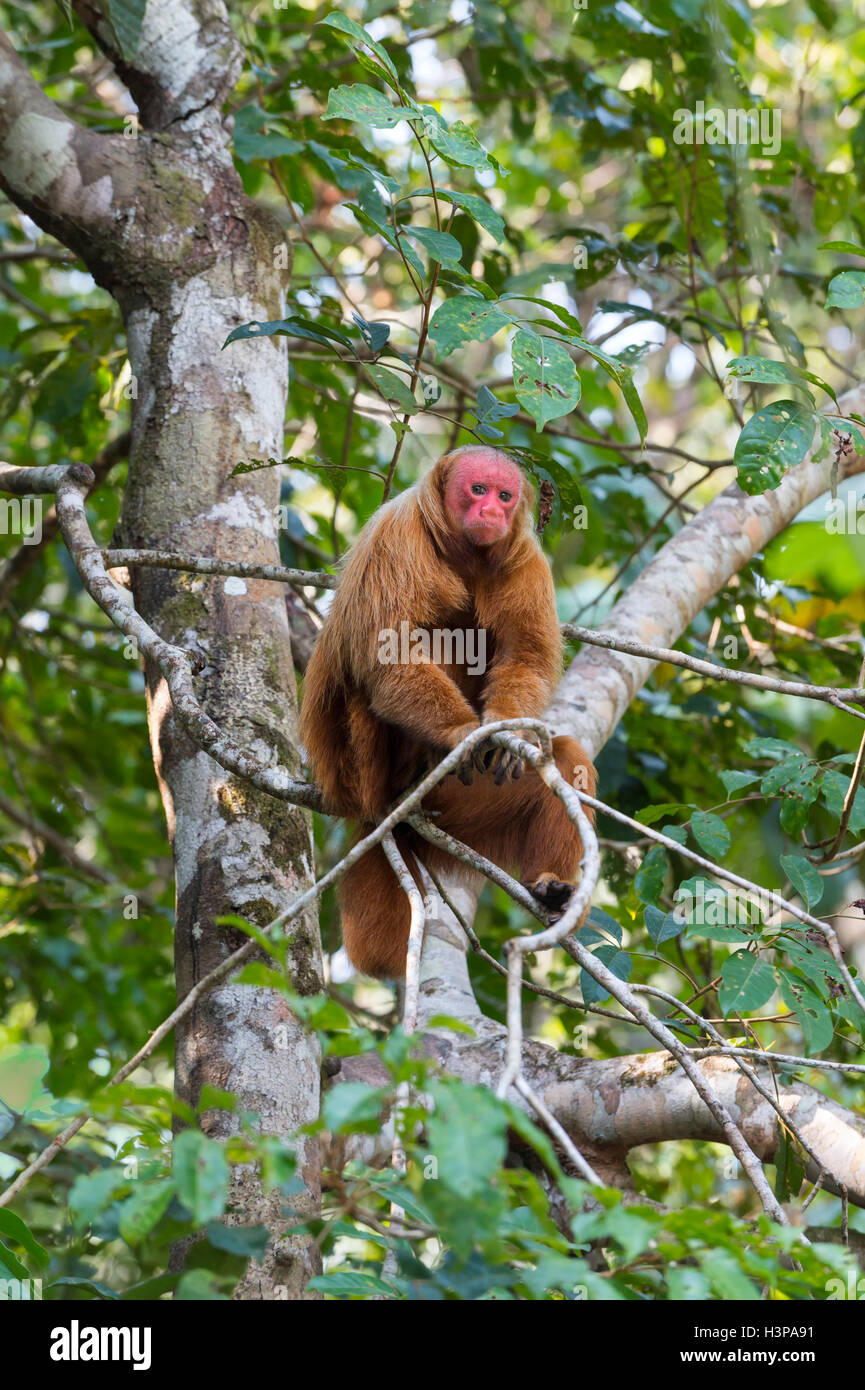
[{"x1": 0, "y1": 0, "x2": 864, "y2": 1298}]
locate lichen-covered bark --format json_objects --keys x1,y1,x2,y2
[
  {"x1": 0, "y1": 2, "x2": 322, "y2": 1299},
  {"x1": 116, "y1": 136, "x2": 323, "y2": 1303}
]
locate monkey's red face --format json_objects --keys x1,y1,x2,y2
[{"x1": 443, "y1": 454, "x2": 523, "y2": 546}]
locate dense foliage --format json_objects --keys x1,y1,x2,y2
[{"x1": 0, "y1": 0, "x2": 864, "y2": 1299}]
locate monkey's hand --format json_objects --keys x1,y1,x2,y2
[
  {"x1": 476, "y1": 725, "x2": 542, "y2": 786},
  {"x1": 444, "y1": 720, "x2": 484, "y2": 786}
]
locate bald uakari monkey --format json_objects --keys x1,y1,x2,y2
[{"x1": 299, "y1": 446, "x2": 596, "y2": 977}]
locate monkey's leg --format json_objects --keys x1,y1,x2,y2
[{"x1": 427, "y1": 735, "x2": 595, "y2": 913}]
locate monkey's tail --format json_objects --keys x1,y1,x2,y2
[{"x1": 337, "y1": 824, "x2": 471, "y2": 979}]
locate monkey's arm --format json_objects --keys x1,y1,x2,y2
[
  {"x1": 476, "y1": 552, "x2": 562, "y2": 723},
  {"x1": 367, "y1": 661, "x2": 479, "y2": 749}
]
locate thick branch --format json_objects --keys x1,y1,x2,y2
[
  {"x1": 0, "y1": 28, "x2": 123, "y2": 245},
  {"x1": 71, "y1": 0, "x2": 243, "y2": 130},
  {"x1": 549, "y1": 392, "x2": 865, "y2": 759}
]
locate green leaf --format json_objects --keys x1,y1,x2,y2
[
  {"x1": 636, "y1": 802, "x2": 688, "y2": 826},
  {"x1": 719, "y1": 952, "x2": 776, "y2": 1015},
  {"x1": 117, "y1": 1179, "x2": 174, "y2": 1246},
  {"x1": 0, "y1": 1044, "x2": 50, "y2": 1114},
  {"x1": 69, "y1": 1167, "x2": 128, "y2": 1230},
  {"x1": 819, "y1": 240, "x2": 865, "y2": 256},
  {"x1": 774, "y1": 1128, "x2": 805, "y2": 1203},
  {"x1": 690, "y1": 810, "x2": 731, "y2": 858},
  {"x1": 733, "y1": 401, "x2": 818, "y2": 494},
  {"x1": 105, "y1": 0, "x2": 145, "y2": 58},
  {"x1": 318, "y1": 13, "x2": 400, "y2": 84},
  {"x1": 307, "y1": 1271, "x2": 397, "y2": 1298},
  {"x1": 586, "y1": 907, "x2": 623, "y2": 942},
  {"x1": 233, "y1": 106, "x2": 304, "y2": 162},
  {"x1": 352, "y1": 313, "x2": 390, "y2": 355},
  {"x1": 0, "y1": 1242, "x2": 32, "y2": 1281},
  {"x1": 744, "y1": 737, "x2": 804, "y2": 761},
  {"x1": 45, "y1": 1276, "x2": 120, "y2": 1300},
  {"x1": 175, "y1": 1270, "x2": 230, "y2": 1301},
  {"x1": 429, "y1": 297, "x2": 511, "y2": 355},
  {"x1": 778, "y1": 973, "x2": 835, "y2": 1053},
  {"x1": 616, "y1": 363, "x2": 648, "y2": 444},
  {"x1": 223, "y1": 316, "x2": 353, "y2": 351},
  {"x1": 512, "y1": 329, "x2": 581, "y2": 430},
  {"x1": 821, "y1": 768, "x2": 865, "y2": 833},
  {"x1": 345, "y1": 204, "x2": 424, "y2": 280},
  {"x1": 700, "y1": 1250, "x2": 759, "y2": 1300},
  {"x1": 779, "y1": 853, "x2": 824, "y2": 909},
  {"x1": 0, "y1": 1211, "x2": 49, "y2": 1269},
  {"x1": 322, "y1": 1082, "x2": 388, "y2": 1134},
  {"x1": 473, "y1": 384, "x2": 518, "y2": 438},
  {"x1": 426, "y1": 1084, "x2": 508, "y2": 1196},
  {"x1": 634, "y1": 845, "x2": 667, "y2": 904},
  {"x1": 502, "y1": 296, "x2": 583, "y2": 333},
  {"x1": 421, "y1": 109, "x2": 508, "y2": 176},
  {"x1": 644, "y1": 904, "x2": 683, "y2": 945},
  {"x1": 402, "y1": 225, "x2": 463, "y2": 268},
  {"x1": 204, "y1": 1222, "x2": 270, "y2": 1258},
  {"x1": 172, "y1": 1130, "x2": 230, "y2": 1226},
  {"x1": 718, "y1": 770, "x2": 761, "y2": 796},
  {"x1": 580, "y1": 946, "x2": 632, "y2": 1005},
  {"x1": 826, "y1": 269, "x2": 865, "y2": 309},
  {"x1": 726, "y1": 354, "x2": 835, "y2": 404},
  {"x1": 364, "y1": 364, "x2": 419, "y2": 413},
  {"x1": 413, "y1": 188, "x2": 505, "y2": 243},
  {"x1": 324, "y1": 85, "x2": 420, "y2": 129}
]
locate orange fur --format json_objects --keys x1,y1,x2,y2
[{"x1": 299, "y1": 447, "x2": 596, "y2": 976}]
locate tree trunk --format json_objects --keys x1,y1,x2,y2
[{"x1": 0, "y1": 2, "x2": 323, "y2": 1298}]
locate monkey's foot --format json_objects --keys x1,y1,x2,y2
[{"x1": 523, "y1": 873, "x2": 576, "y2": 918}]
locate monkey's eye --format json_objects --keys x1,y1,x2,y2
[
  {"x1": 471, "y1": 483, "x2": 487, "y2": 496},
  {"x1": 499, "y1": 490, "x2": 512, "y2": 502}
]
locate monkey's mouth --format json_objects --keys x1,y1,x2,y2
[{"x1": 466, "y1": 522, "x2": 507, "y2": 544}]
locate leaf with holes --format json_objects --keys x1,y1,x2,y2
[
  {"x1": 429, "y1": 298, "x2": 511, "y2": 356},
  {"x1": 778, "y1": 972, "x2": 834, "y2": 1053},
  {"x1": 733, "y1": 401, "x2": 818, "y2": 494},
  {"x1": 690, "y1": 810, "x2": 731, "y2": 858},
  {"x1": 726, "y1": 354, "x2": 834, "y2": 404},
  {"x1": 512, "y1": 330, "x2": 580, "y2": 430}
]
